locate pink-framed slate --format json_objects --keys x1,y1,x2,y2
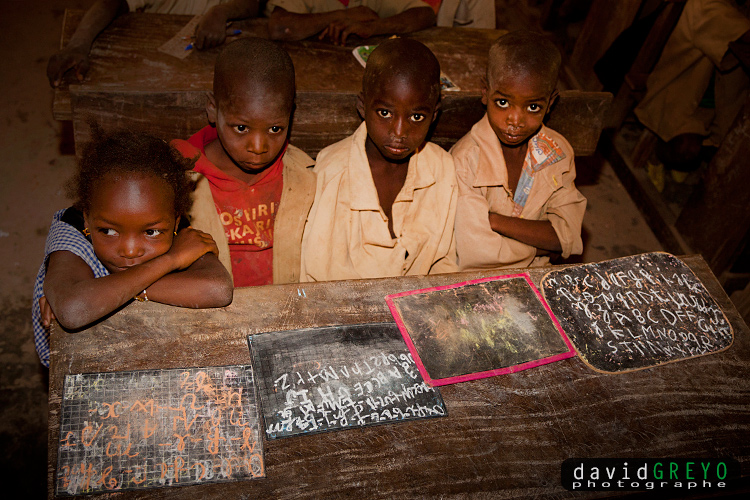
[{"x1": 385, "y1": 274, "x2": 575, "y2": 386}]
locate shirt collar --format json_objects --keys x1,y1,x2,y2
[
  {"x1": 348, "y1": 122, "x2": 436, "y2": 210},
  {"x1": 470, "y1": 114, "x2": 567, "y2": 187}
]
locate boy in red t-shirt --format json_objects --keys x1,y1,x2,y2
[{"x1": 172, "y1": 38, "x2": 315, "y2": 287}]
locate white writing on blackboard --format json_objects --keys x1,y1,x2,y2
[
  {"x1": 267, "y1": 351, "x2": 444, "y2": 436},
  {"x1": 546, "y1": 266, "x2": 731, "y2": 361}
]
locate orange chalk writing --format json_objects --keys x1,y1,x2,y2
[
  {"x1": 130, "y1": 399, "x2": 155, "y2": 416},
  {"x1": 60, "y1": 431, "x2": 77, "y2": 449},
  {"x1": 100, "y1": 401, "x2": 122, "y2": 419},
  {"x1": 206, "y1": 426, "x2": 226, "y2": 455},
  {"x1": 56, "y1": 366, "x2": 264, "y2": 495},
  {"x1": 81, "y1": 422, "x2": 104, "y2": 447},
  {"x1": 142, "y1": 418, "x2": 157, "y2": 439}
]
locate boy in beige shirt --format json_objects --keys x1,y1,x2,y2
[
  {"x1": 300, "y1": 38, "x2": 458, "y2": 281},
  {"x1": 452, "y1": 31, "x2": 586, "y2": 271}
]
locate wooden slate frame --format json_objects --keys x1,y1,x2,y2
[{"x1": 541, "y1": 252, "x2": 734, "y2": 374}]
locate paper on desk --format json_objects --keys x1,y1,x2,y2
[
  {"x1": 352, "y1": 45, "x2": 460, "y2": 91},
  {"x1": 158, "y1": 15, "x2": 201, "y2": 59}
]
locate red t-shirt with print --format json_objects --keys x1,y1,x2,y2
[{"x1": 188, "y1": 126, "x2": 284, "y2": 287}]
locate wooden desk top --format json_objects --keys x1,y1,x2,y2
[
  {"x1": 53, "y1": 10, "x2": 611, "y2": 156},
  {"x1": 47, "y1": 255, "x2": 750, "y2": 498}
]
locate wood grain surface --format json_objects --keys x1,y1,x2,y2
[
  {"x1": 47, "y1": 255, "x2": 750, "y2": 498},
  {"x1": 54, "y1": 10, "x2": 611, "y2": 156}
]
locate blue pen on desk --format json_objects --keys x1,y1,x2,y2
[{"x1": 185, "y1": 30, "x2": 240, "y2": 50}]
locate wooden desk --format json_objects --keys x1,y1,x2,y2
[
  {"x1": 47, "y1": 255, "x2": 750, "y2": 498},
  {"x1": 53, "y1": 10, "x2": 611, "y2": 156}
]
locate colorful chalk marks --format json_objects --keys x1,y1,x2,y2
[
  {"x1": 248, "y1": 323, "x2": 446, "y2": 439},
  {"x1": 386, "y1": 274, "x2": 575, "y2": 386},
  {"x1": 541, "y1": 252, "x2": 733, "y2": 373},
  {"x1": 56, "y1": 366, "x2": 264, "y2": 496}
]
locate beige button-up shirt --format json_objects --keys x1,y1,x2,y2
[
  {"x1": 300, "y1": 122, "x2": 458, "y2": 282},
  {"x1": 452, "y1": 115, "x2": 586, "y2": 271},
  {"x1": 634, "y1": 0, "x2": 750, "y2": 144}
]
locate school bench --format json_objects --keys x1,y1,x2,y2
[
  {"x1": 47, "y1": 255, "x2": 750, "y2": 498},
  {"x1": 52, "y1": 10, "x2": 611, "y2": 157}
]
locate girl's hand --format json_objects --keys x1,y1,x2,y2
[
  {"x1": 167, "y1": 227, "x2": 219, "y2": 271},
  {"x1": 39, "y1": 296, "x2": 57, "y2": 328}
]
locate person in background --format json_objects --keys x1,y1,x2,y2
[
  {"x1": 47, "y1": 0, "x2": 259, "y2": 87},
  {"x1": 635, "y1": 0, "x2": 750, "y2": 185},
  {"x1": 436, "y1": 0, "x2": 495, "y2": 29},
  {"x1": 265, "y1": 0, "x2": 436, "y2": 44}
]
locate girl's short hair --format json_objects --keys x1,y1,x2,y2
[{"x1": 69, "y1": 129, "x2": 196, "y2": 216}]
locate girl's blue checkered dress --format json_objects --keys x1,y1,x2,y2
[{"x1": 32, "y1": 209, "x2": 109, "y2": 367}]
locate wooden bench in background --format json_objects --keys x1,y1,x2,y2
[{"x1": 53, "y1": 10, "x2": 611, "y2": 157}]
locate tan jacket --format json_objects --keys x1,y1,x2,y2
[
  {"x1": 634, "y1": 0, "x2": 750, "y2": 144},
  {"x1": 452, "y1": 115, "x2": 586, "y2": 271},
  {"x1": 188, "y1": 145, "x2": 316, "y2": 285},
  {"x1": 300, "y1": 122, "x2": 458, "y2": 282}
]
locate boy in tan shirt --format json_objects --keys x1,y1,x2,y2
[
  {"x1": 300, "y1": 38, "x2": 458, "y2": 281},
  {"x1": 452, "y1": 31, "x2": 586, "y2": 271}
]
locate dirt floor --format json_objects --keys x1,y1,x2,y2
[{"x1": 0, "y1": 1, "x2": 665, "y2": 496}]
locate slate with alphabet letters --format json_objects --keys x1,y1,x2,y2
[
  {"x1": 248, "y1": 322, "x2": 446, "y2": 439},
  {"x1": 541, "y1": 252, "x2": 733, "y2": 373}
]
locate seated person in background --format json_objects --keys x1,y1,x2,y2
[
  {"x1": 171, "y1": 38, "x2": 316, "y2": 287},
  {"x1": 266, "y1": 0, "x2": 436, "y2": 44},
  {"x1": 634, "y1": 0, "x2": 750, "y2": 181},
  {"x1": 436, "y1": 0, "x2": 496, "y2": 29},
  {"x1": 300, "y1": 38, "x2": 458, "y2": 281},
  {"x1": 32, "y1": 130, "x2": 233, "y2": 368},
  {"x1": 47, "y1": 0, "x2": 259, "y2": 87},
  {"x1": 451, "y1": 31, "x2": 586, "y2": 271}
]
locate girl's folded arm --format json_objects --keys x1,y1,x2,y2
[
  {"x1": 43, "y1": 249, "x2": 179, "y2": 330},
  {"x1": 146, "y1": 253, "x2": 233, "y2": 308}
]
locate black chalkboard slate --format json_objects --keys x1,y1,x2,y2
[
  {"x1": 248, "y1": 322, "x2": 446, "y2": 439},
  {"x1": 541, "y1": 252, "x2": 734, "y2": 373},
  {"x1": 56, "y1": 365, "x2": 264, "y2": 496}
]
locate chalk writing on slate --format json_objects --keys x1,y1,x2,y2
[
  {"x1": 56, "y1": 365, "x2": 263, "y2": 496},
  {"x1": 386, "y1": 274, "x2": 574, "y2": 386},
  {"x1": 248, "y1": 323, "x2": 446, "y2": 439},
  {"x1": 541, "y1": 252, "x2": 733, "y2": 373}
]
